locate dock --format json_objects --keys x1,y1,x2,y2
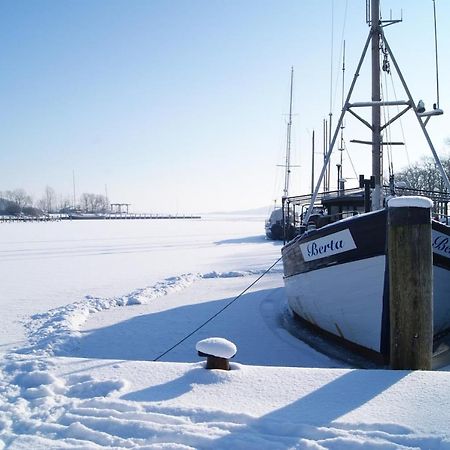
[{"x1": 0, "y1": 214, "x2": 201, "y2": 223}]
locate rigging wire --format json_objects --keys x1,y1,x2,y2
[
  {"x1": 343, "y1": 140, "x2": 359, "y2": 181},
  {"x1": 379, "y1": 37, "x2": 393, "y2": 181},
  {"x1": 332, "y1": 0, "x2": 349, "y2": 112},
  {"x1": 388, "y1": 72, "x2": 410, "y2": 167},
  {"x1": 380, "y1": 70, "x2": 394, "y2": 180},
  {"x1": 326, "y1": 0, "x2": 348, "y2": 189},
  {"x1": 152, "y1": 257, "x2": 283, "y2": 362}
]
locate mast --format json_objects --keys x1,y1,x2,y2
[
  {"x1": 301, "y1": 1, "x2": 449, "y2": 226},
  {"x1": 283, "y1": 67, "x2": 294, "y2": 198},
  {"x1": 371, "y1": 0, "x2": 382, "y2": 210},
  {"x1": 72, "y1": 170, "x2": 76, "y2": 209},
  {"x1": 311, "y1": 130, "x2": 315, "y2": 194}
]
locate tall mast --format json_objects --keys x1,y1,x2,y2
[
  {"x1": 72, "y1": 169, "x2": 76, "y2": 209},
  {"x1": 371, "y1": 0, "x2": 382, "y2": 210},
  {"x1": 283, "y1": 67, "x2": 294, "y2": 198},
  {"x1": 302, "y1": 0, "x2": 449, "y2": 227},
  {"x1": 311, "y1": 130, "x2": 315, "y2": 194}
]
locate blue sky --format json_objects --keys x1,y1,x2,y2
[{"x1": 1, "y1": 0, "x2": 449, "y2": 213}]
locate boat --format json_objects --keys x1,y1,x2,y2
[
  {"x1": 265, "y1": 67, "x2": 296, "y2": 240},
  {"x1": 281, "y1": 0, "x2": 450, "y2": 364}
]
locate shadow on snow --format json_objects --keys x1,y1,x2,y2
[{"x1": 65, "y1": 287, "x2": 322, "y2": 368}]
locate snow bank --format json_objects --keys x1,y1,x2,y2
[
  {"x1": 20, "y1": 269, "x2": 280, "y2": 358},
  {"x1": 19, "y1": 273, "x2": 200, "y2": 357},
  {"x1": 2, "y1": 357, "x2": 450, "y2": 449}
]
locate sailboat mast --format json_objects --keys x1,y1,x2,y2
[
  {"x1": 371, "y1": 0, "x2": 382, "y2": 210},
  {"x1": 283, "y1": 66, "x2": 294, "y2": 198}
]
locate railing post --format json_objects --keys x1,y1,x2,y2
[{"x1": 388, "y1": 197, "x2": 433, "y2": 370}]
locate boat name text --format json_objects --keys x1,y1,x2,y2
[
  {"x1": 300, "y1": 229, "x2": 357, "y2": 262},
  {"x1": 432, "y1": 231, "x2": 450, "y2": 258}
]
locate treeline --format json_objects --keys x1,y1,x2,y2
[
  {"x1": 0, "y1": 186, "x2": 109, "y2": 216},
  {"x1": 394, "y1": 156, "x2": 450, "y2": 192}
]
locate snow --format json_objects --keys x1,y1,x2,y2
[
  {"x1": 196, "y1": 338, "x2": 237, "y2": 359},
  {"x1": 0, "y1": 217, "x2": 449, "y2": 449},
  {"x1": 388, "y1": 196, "x2": 434, "y2": 208}
]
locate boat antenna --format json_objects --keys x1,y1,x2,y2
[
  {"x1": 328, "y1": 0, "x2": 334, "y2": 193},
  {"x1": 432, "y1": 0, "x2": 440, "y2": 109},
  {"x1": 283, "y1": 66, "x2": 294, "y2": 198},
  {"x1": 311, "y1": 130, "x2": 315, "y2": 194},
  {"x1": 338, "y1": 40, "x2": 346, "y2": 191},
  {"x1": 323, "y1": 118, "x2": 328, "y2": 191}
]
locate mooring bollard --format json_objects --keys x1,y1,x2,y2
[
  {"x1": 196, "y1": 337, "x2": 237, "y2": 371},
  {"x1": 388, "y1": 196, "x2": 433, "y2": 370}
]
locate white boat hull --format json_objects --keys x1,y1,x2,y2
[
  {"x1": 282, "y1": 210, "x2": 450, "y2": 360},
  {"x1": 285, "y1": 255, "x2": 386, "y2": 353}
]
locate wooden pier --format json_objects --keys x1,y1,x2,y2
[
  {"x1": 0, "y1": 213, "x2": 201, "y2": 223},
  {"x1": 72, "y1": 213, "x2": 201, "y2": 220}
]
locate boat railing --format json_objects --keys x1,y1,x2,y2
[
  {"x1": 282, "y1": 184, "x2": 450, "y2": 241},
  {"x1": 282, "y1": 187, "x2": 364, "y2": 238},
  {"x1": 385, "y1": 185, "x2": 450, "y2": 219},
  {"x1": 283, "y1": 187, "x2": 363, "y2": 208}
]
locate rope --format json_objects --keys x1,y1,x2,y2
[{"x1": 152, "y1": 256, "x2": 283, "y2": 361}]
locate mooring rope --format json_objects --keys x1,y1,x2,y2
[{"x1": 152, "y1": 255, "x2": 283, "y2": 361}]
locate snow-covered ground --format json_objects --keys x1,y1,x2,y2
[{"x1": 1, "y1": 217, "x2": 449, "y2": 449}]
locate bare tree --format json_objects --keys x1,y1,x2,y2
[
  {"x1": 395, "y1": 156, "x2": 450, "y2": 192},
  {"x1": 37, "y1": 186, "x2": 57, "y2": 213},
  {"x1": 4, "y1": 189, "x2": 32, "y2": 209},
  {"x1": 58, "y1": 195, "x2": 73, "y2": 211},
  {"x1": 80, "y1": 193, "x2": 108, "y2": 213},
  {"x1": 44, "y1": 186, "x2": 56, "y2": 212},
  {"x1": 80, "y1": 193, "x2": 91, "y2": 212}
]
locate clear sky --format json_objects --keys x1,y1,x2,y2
[{"x1": 1, "y1": 0, "x2": 449, "y2": 213}]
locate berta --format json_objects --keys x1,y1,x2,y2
[
  {"x1": 433, "y1": 235, "x2": 450, "y2": 255},
  {"x1": 299, "y1": 229, "x2": 357, "y2": 262},
  {"x1": 307, "y1": 239, "x2": 344, "y2": 257}
]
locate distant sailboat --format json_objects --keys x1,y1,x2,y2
[{"x1": 265, "y1": 67, "x2": 295, "y2": 240}]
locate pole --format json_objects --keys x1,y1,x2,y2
[
  {"x1": 433, "y1": 0, "x2": 440, "y2": 109},
  {"x1": 72, "y1": 170, "x2": 76, "y2": 209},
  {"x1": 283, "y1": 67, "x2": 294, "y2": 198},
  {"x1": 311, "y1": 130, "x2": 315, "y2": 194},
  {"x1": 323, "y1": 119, "x2": 328, "y2": 191},
  {"x1": 388, "y1": 197, "x2": 433, "y2": 370},
  {"x1": 371, "y1": 0, "x2": 382, "y2": 210}
]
